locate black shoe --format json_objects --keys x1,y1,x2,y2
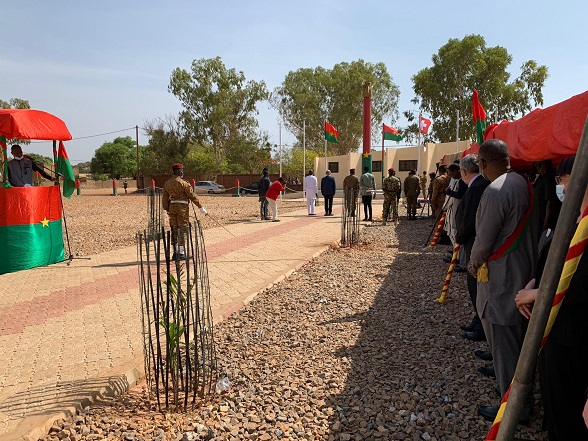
[
  {"x1": 478, "y1": 365, "x2": 496, "y2": 378},
  {"x1": 460, "y1": 321, "x2": 477, "y2": 332},
  {"x1": 477, "y1": 405, "x2": 499, "y2": 421},
  {"x1": 368, "y1": 218, "x2": 373, "y2": 222},
  {"x1": 474, "y1": 349, "x2": 493, "y2": 361},
  {"x1": 454, "y1": 265, "x2": 467, "y2": 273},
  {"x1": 463, "y1": 330, "x2": 486, "y2": 342}
]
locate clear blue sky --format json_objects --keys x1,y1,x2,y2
[{"x1": 2, "y1": 0, "x2": 586, "y2": 164}]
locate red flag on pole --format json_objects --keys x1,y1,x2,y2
[{"x1": 419, "y1": 116, "x2": 432, "y2": 134}]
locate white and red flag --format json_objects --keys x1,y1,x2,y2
[{"x1": 419, "y1": 116, "x2": 432, "y2": 134}]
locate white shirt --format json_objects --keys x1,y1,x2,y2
[{"x1": 304, "y1": 175, "x2": 318, "y2": 193}]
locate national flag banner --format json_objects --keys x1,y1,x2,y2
[
  {"x1": 0, "y1": 135, "x2": 10, "y2": 188},
  {"x1": 419, "y1": 116, "x2": 432, "y2": 135},
  {"x1": 472, "y1": 90, "x2": 487, "y2": 145},
  {"x1": 383, "y1": 124, "x2": 403, "y2": 141},
  {"x1": 324, "y1": 121, "x2": 339, "y2": 143},
  {"x1": 0, "y1": 186, "x2": 65, "y2": 274},
  {"x1": 57, "y1": 141, "x2": 76, "y2": 198}
]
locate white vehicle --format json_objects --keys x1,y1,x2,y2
[{"x1": 194, "y1": 181, "x2": 226, "y2": 194}]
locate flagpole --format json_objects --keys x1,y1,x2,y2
[
  {"x1": 418, "y1": 113, "x2": 422, "y2": 172},
  {"x1": 279, "y1": 122, "x2": 282, "y2": 201},
  {"x1": 303, "y1": 120, "x2": 306, "y2": 203},
  {"x1": 324, "y1": 121, "x2": 328, "y2": 173},
  {"x1": 456, "y1": 109, "x2": 460, "y2": 154},
  {"x1": 381, "y1": 124, "x2": 385, "y2": 187}
]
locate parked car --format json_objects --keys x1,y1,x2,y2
[
  {"x1": 194, "y1": 181, "x2": 226, "y2": 194},
  {"x1": 240, "y1": 182, "x2": 259, "y2": 194}
]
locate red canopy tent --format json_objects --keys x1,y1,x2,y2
[
  {"x1": 0, "y1": 109, "x2": 72, "y2": 141},
  {"x1": 462, "y1": 90, "x2": 588, "y2": 168},
  {"x1": 0, "y1": 109, "x2": 73, "y2": 274}
]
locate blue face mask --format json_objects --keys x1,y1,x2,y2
[{"x1": 555, "y1": 184, "x2": 565, "y2": 202}]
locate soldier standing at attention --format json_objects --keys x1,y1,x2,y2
[
  {"x1": 420, "y1": 171, "x2": 428, "y2": 200},
  {"x1": 382, "y1": 168, "x2": 401, "y2": 225},
  {"x1": 431, "y1": 165, "x2": 450, "y2": 218},
  {"x1": 403, "y1": 169, "x2": 421, "y2": 220},
  {"x1": 162, "y1": 163, "x2": 208, "y2": 259},
  {"x1": 343, "y1": 168, "x2": 360, "y2": 217}
]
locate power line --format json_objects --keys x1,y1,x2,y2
[{"x1": 29, "y1": 126, "x2": 136, "y2": 143}]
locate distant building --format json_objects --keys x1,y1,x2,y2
[{"x1": 314, "y1": 140, "x2": 471, "y2": 191}]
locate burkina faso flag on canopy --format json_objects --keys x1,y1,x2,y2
[
  {"x1": 472, "y1": 90, "x2": 487, "y2": 145},
  {"x1": 324, "y1": 121, "x2": 339, "y2": 143},
  {"x1": 0, "y1": 186, "x2": 65, "y2": 274},
  {"x1": 57, "y1": 141, "x2": 76, "y2": 198}
]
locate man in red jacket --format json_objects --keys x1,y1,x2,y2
[{"x1": 265, "y1": 177, "x2": 285, "y2": 222}]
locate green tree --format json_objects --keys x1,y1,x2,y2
[
  {"x1": 183, "y1": 146, "x2": 217, "y2": 178},
  {"x1": 169, "y1": 57, "x2": 268, "y2": 174},
  {"x1": 272, "y1": 60, "x2": 400, "y2": 155},
  {"x1": 76, "y1": 161, "x2": 92, "y2": 173},
  {"x1": 140, "y1": 118, "x2": 191, "y2": 175},
  {"x1": 225, "y1": 134, "x2": 272, "y2": 175},
  {"x1": 90, "y1": 136, "x2": 136, "y2": 179},
  {"x1": 1, "y1": 98, "x2": 31, "y2": 145},
  {"x1": 281, "y1": 147, "x2": 319, "y2": 181},
  {"x1": 411, "y1": 35, "x2": 548, "y2": 142}
]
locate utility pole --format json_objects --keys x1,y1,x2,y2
[{"x1": 135, "y1": 125, "x2": 139, "y2": 182}]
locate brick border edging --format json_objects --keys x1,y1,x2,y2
[{"x1": 22, "y1": 366, "x2": 143, "y2": 441}]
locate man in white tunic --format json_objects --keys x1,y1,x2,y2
[{"x1": 304, "y1": 170, "x2": 318, "y2": 215}]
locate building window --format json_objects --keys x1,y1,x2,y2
[
  {"x1": 328, "y1": 162, "x2": 339, "y2": 173},
  {"x1": 399, "y1": 160, "x2": 418, "y2": 172},
  {"x1": 372, "y1": 161, "x2": 382, "y2": 172}
]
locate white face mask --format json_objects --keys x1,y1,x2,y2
[
  {"x1": 13, "y1": 155, "x2": 23, "y2": 161},
  {"x1": 555, "y1": 184, "x2": 565, "y2": 202}
]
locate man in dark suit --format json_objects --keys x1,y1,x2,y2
[
  {"x1": 455, "y1": 154, "x2": 489, "y2": 344},
  {"x1": 320, "y1": 170, "x2": 336, "y2": 216}
]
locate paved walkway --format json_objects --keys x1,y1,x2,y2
[{"x1": 0, "y1": 199, "x2": 383, "y2": 441}]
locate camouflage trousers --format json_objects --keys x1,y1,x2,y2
[
  {"x1": 382, "y1": 195, "x2": 398, "y2": 221},
  {"x1": 168, "y1": 204, "x2": 190, "y2": 249}
]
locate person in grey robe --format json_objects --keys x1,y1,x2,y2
[{"x1": 468, "y1": 139, "x2": 537, "y2": 422}]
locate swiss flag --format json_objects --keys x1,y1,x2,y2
[{"x1": 419, "y1": 116, "x2": 431, "y2": 134}]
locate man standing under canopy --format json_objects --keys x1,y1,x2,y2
[{"x1": 7, "y1": 144, "x2": 53, "y2": 187}]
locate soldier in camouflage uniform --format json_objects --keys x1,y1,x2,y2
[
  {"x1": 162, "y1": 163, "x2": 207, "y2": 259},
  {"x1": 431, "y1": 165, "x2": 450, "y2": 219},
  {"x1": 343, "y1": 168, "x2": 360, "y2": 217},
  {"x1": 403, "y1": 169, "x2": 421, "y2": 220},
  {"x1": 382, "y1": 168, "x2": 401, "y2": 224},
  {"x1": 420, "y1": 171, "x2": 428, "y2": 199}
]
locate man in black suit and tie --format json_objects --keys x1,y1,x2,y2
[{"x1": 455, "y1": 154, "x2": 489, "y2": 344}]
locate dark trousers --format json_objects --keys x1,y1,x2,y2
[
  {"x1": 362, "y1": 195, "x2": 373, "y2": 220},
  {"x1": 323, "y1": 195, "x2": 334, "y2": 214},
  {"x1": 260, "y1": 197, "x2": 269, "y2": 220},
  {"x1": 464, "y1": 240, "x2": 483, "y2": 331}
]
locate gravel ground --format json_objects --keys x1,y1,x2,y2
[
  {"x1": 62, "y1": 192, "x2": 306, "y2": 256},
  {"x1": 41, "y1": 207, "x2": 547, "y2": 441}
]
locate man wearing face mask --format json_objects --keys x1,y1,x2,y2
[
  {"x1": 515, "y1": 156, "x2": 588, "y2": 439},
  {"x1": 7, "y1": 144, "x2": 53, "y2": 187},
  {"x1": 468, "y1": 139, "x2": 538, "y2": 422},
  {"x1": 162, "y1": 163, "x2": 207, "y2": 259}
]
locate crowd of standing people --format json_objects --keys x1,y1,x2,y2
[{"x1": 438, "y1": 140, "x2": 588, "y2": 439}]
